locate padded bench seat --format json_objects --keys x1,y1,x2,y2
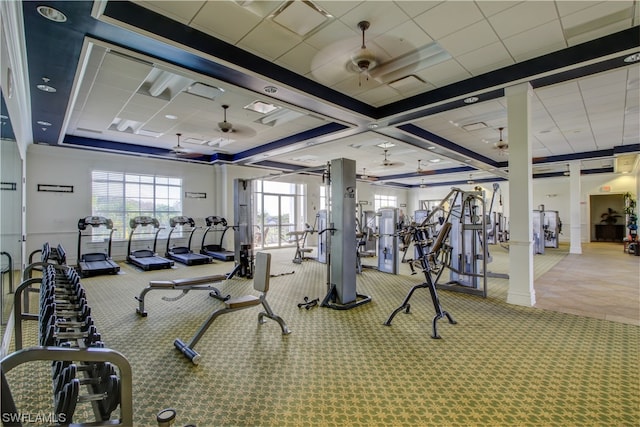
[
  {"x1": 148, "y1": 274, "x2": 227, "y2": 288},
  {"x1": 136, "y1": 274, "x2": 229, "y2": 317}
]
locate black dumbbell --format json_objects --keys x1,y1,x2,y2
[
  {"x1": 54, "y1": 365, "x2": 120, "y2": 420},
  {"x1": 54, "y1": 377, "x2": 79, "y2": 425},
  {"x1": 51, "y1": 361, "x2": 112, "y2": 382},
  {"x1": 41, "y1": 321, "x2": 101, "y2": 347},
  {"x1": 53, "y1": 363, "x2": 116, "y2": 394}
]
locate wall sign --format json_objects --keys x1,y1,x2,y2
[
  {"x1": 37, "y1": 184, "x2": 73, "y2": 193},
  {"x1": 1, "y1": 182, "x2": 17, "y2": 191},
  {"x1": 185, "y1": 192, "x2": 207, "y2": 199}
]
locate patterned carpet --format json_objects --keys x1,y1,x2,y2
[{"x1": 3, "y1": 246, "x2": 639, "y2": 426}]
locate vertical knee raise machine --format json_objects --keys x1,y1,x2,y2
[{"x1": 174, "y1": 252, "x2": 290, "y2": 364}]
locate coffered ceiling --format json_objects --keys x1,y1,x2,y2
[{"x1": 5, "y1": 1, "x2": 640, "y2": 187}]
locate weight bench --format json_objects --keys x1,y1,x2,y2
[
  {"x1": 174, "y1": 252, "x2": 291, "y2": 364},
  {"x1": 135, "y1": 274, "x2": 230, "y2": 317}
]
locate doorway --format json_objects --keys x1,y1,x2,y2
[{"x1": 590, "y1": 194, "x2": 625, "y2": 242}]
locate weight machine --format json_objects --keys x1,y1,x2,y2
[
  {"x1": 377, "y1": 207, "x2": 400, "y2": 274},
  {"x1": 384, "y1": 222, "x2": 457, "y2": 338}
]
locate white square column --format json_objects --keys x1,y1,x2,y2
[
  {"x1": 569, "y1": 161, "x2": 582, "y2": 254},
  {"x1": 506, "y1": 83, "x2": 536, "y2": 307}
]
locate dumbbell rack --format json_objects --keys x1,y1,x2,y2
[{"x1": 4, "y1": 251, "x2": 133, "y2": 426}]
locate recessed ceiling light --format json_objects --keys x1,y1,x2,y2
[
  {"x1": 37, "y1": 120, "x2": 52, "y2": 126},
  {"x1": 165, "y1": 114, "x2": 178, "y2": 120},
  {"x1": 37, "y1": 5, "x2": 67, "y2": 22},
  {"x1": 427, "y1": 146, "x2": 436, "y2": 150},
  {"x1": 368, "y1": 123, "x2": 379, "y2": 129},
  {"x1": 463, "y1": 96, "x2": 479, "y2": 104},
  {"x1": 36, "y1": 84, "x2": 56, "y2": 92},
  {"x1": 624, "y1": 53, "x2": 640, "y2": 63},
  {"x1": 428, "y1": 158, "x2": 441, "y2": 163},
  {"x1": 264, "y1": 86, "x2": 278, "y2": 94}
]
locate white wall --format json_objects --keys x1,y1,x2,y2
[{"x1": 26, "y1": 144, "x2": 216, "y2": 263}]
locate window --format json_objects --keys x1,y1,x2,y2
[
  {"x1": 92, "y1": 171, "x2": 182, "y2": 240},
  {"x1": 254, "y1": 180, "x2": 305, "y2": 249},
  {"x1": 374, "y1": 194, "x2": 397, "y2": 211}
]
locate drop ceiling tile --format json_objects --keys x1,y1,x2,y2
[
  {"x1": 237, "y1": 21, "x2": 303, "y2": 60},
  {"x1": 314, "y1": 1, "x2": 361, "y2": 19},
  {"x1": 190, "y1": 1, "x2": 262, "y2": 45},
  {"x1": 358, "y1": 84, "x2": 404, "y2": 106},
  {"x1": 455, "y1": 42, "x2": 514, "y2": 76},
  {"x1": 135, "y1": 1, "x2": 206, "y2": 25},
  {"x1": 340, "y1": 2, "x2": 414, "y2": 36},
  {"x1": 488, "y1": 1, "x2": 559, "y2": 39},
  {"x1": 305, "y1": 19, "x2": 357, "y2": 51},
  {"x1": 413, "y1": 1, "x2": 484, "y2": 39},
  {"x1": 475, "y1": 1, "x2": 522, "y2": 17},
  {"x1": 561, "y1": 1, "x2": 634, "y2": 28},
  {"x1": 566, "y1": 20, "x2": 633, "y2": 46},
  {"x1": 555, "y1": 1, "x2": 606, "y2": 17},
  {"x1": 438, "y1": 20, "x2": 499, "y2": 57},
  {"x1": 395, "y1": 1, "x2": 442, "y2": 17},
  {"x1": 276, "y1": 42, "x2": 320, "y2": 76},
  {"x1": 373, "y1": 20, "x2": 434, "y2": 58},
  {"x1": 415, "y1": 59, "x2": 471, "y2": 87},
  {"x1": 502, "y1": 20, "x2": 567, "y2": 62}
]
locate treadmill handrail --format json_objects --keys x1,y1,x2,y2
[
  {"x1": 127, "y1": 216, "x2": 164, "y2": 256},
  {"x1": 167, "y1": 217, "x2": 200, "y2": 255}
]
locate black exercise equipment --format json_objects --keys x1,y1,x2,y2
[
  {"x1": 126, "y1": 216, "x2": 174, "y2": 271},
  {"x1": 165, "y1": 216, "x2": 212, "y2": 266},
  {"x1": 200, "y1": 216, "x2": 235, "y2": 261},
  {"x1": 77, "y1": 216, "x2": 120, "y2": 277},
  {"x1": 297, "y1": 296, "x2": 319, "y2": 310},
  {"x1": 174, "y1": 252, "x2": 290, "y2": 364},
  {"x1": 384, "y1": 222, "x2": 457, "y2": 339},
  {"x1": 135, "y1": 274, "x2": 230, "y2": 317}
]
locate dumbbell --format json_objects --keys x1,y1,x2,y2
[
  {"x1": 41, "y1": 321, "x2": 101, "y2": 347},
  {"x1": 53, "y1": 364, "x2": 120, "y2": 421},
  {"x1": 40, "y1": 298, "x2": 92, "y2": 322},
  {"x1": 40, "y1": 314, "x2": 95, "y2": 341},
  {"x1": 53, "y1": 363, "x2": 115, "y2": 394},
  {"x1": 52, "y1": 360, "x2": 109, "y2": 380}
]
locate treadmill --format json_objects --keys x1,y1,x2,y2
[
  {"x1": 77, "y1": 216, "x2": 120, "y2": 277},
  {"x1": 166, "y1": 216, "x2": 212, "y2": 266},
  {"x1": 126, "y1": 216, "x2": 174, "y2": 271},
  {"x1": 200, "y1": 216, "x2": 235, "y2": 261}
]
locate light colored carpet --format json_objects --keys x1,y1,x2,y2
[{"x1": 3, "y1": 245, "x2": 639, "y2": 426}]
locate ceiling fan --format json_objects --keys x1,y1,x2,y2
[
  {"x1": 359, "y1": 168, "x2": 377, "y2": 182},
  {"x1": 213, "y1": 104, "x2": 257, "y2": 141},
  {"x1": 380, "y1": 149, "x2": 404, "y2": 167},
  {"x1": 493, "y1": 127, "x2": 508, "y2": 154},
  {"x1": 170, "y1": 133, "x2": 204, "y2": 158},
  {"x1": 350, "y1": 21, "x2": 377, "y2": 85},
  {"x1": 218, "y1": 104, "x2": 233, "y2": 133}
]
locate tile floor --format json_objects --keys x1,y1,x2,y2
[{"x1": 534, "y1": 242, "x2": 640, "y2": 325}]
